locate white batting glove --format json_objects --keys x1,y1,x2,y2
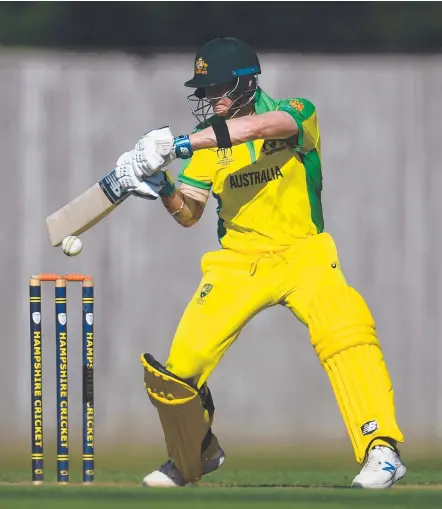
[
  {"x1": 133, "y1": 127, "x2": 176, "y2": 177},
  {"x1": 115, "y1": 150, "x2": 165, "y2": 199},
  {"x1": 131, "y1": 172, "x2": 166, "y2": 200},
  {"x1": 115, "y1": 150, "x2": 142, "y2": 189}
]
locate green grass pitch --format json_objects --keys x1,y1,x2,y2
[
  {"x1": 1, "y1": 485, "x2": 442, "y2": 509},
  {"x1": 1, "y1": 446, "x2": 442, "y2": 508}
]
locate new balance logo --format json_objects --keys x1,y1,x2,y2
[
  {"x1": 99, "y1": 170, "x2": 125, "y2": 204},
  {"x1": 106, "y1": 174, "x2": 122, "y2": 197},
  {"x1": 361, "y1": 420, "x2": 378, "y2": 436},
  {"x1": 382, "y1": 461, "x2": 396, "y2": 472}
]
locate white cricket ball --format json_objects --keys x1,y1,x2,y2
[{"x1": 61, "y1": 236, "x2": 83, "y2": 257}]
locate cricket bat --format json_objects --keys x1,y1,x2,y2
[{"x1": 46, "y1": 169, "x2": 130, "y2": 246}]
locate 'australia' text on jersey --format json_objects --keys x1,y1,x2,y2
[{"x1": 229, "y1": 166, "x2": 283, "y2": 189}]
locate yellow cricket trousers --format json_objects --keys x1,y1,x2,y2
[{"x1": 165, "y1": 233, "x2": 404, "y2": 462}]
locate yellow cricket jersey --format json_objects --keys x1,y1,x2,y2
[{"x1": 179, "y1": 88, "x2": 323, "y2": 254}]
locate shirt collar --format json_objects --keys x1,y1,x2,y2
[{"x1": 254, "y1": 88, "x2": 277, "y2": 114}]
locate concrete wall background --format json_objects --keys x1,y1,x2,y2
[{"x1": 1, "y1": 51, "x2": 442, "y2": 454}]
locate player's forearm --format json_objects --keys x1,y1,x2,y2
[
  {"x1": 160, "y1": 189, "x2": 203, "y2": 227},
  {"x1": 188, "y1": 111, "x2": 298, "y2": 150}
]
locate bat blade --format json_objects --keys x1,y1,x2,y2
[{"x1": 46, "y1": 169, "x2": 130, "y2": 246}]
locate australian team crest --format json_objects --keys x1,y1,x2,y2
[
  {"x1": 289, "y1": 99, "x2": 304, "y2": 112},
  {"x1": 195, "y1": 57, "x2": 208, "y2": 75},
  {"x1": 200, "y1": 283, "x2": 213, "y2": 298},
  {"x1": 196, "y1": 283, "x2": 214, "y2": 305}
]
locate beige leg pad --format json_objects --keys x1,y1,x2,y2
[{"x1": 141, "y1": 353, "x2": 216, "y2": 482}]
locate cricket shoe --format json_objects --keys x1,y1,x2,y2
[
  {"x1": 351, "y1": 445, "x2": 406, "y2": 489},
  {"x1": 142, "y1": 447, "x2": 225, "y2": 487}
]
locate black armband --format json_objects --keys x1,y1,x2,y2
[{"x1": 213, "y1": 118, "x2": 232, "y2": 150}]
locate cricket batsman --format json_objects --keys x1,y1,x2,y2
[{"x1": 114, "y1": 37, "x2": 406, "y2": 489}]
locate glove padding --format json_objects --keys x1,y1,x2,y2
[
  {"x1": 133, "y1": 127, "x2": 176, "y2": 177},
  {"x1": 115, "y1": 150, "x2": 166, "y2": 200}
]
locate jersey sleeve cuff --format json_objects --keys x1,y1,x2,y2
[{"x1": 178, "y1": 174, "x2": 212, "y2": 190}]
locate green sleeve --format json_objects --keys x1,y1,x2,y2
[{"x1": 277, "y1": 98, "x2": 319, "y2": 154}]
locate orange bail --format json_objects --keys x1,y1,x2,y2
[{"x1": 33, "y1": 274, "x2": 92, "y2": 282}]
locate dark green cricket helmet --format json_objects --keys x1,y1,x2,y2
[
  {"x1": 184, "y1": 37, "x2": 261, "y2": 89},
  {"x1": 185, "y1": 37, "x2": 261, "y2": 123}
]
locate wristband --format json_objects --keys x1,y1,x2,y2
[
  {"x1": 173, "y1": 135, "x2": 193, "y2": 159},
  {"x1": 159, "y1": 171, "x2": 176, "y2": 197}
]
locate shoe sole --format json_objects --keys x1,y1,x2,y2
[{"x1": 352, "y1": 465, "x2": 407, "y2": 489}]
